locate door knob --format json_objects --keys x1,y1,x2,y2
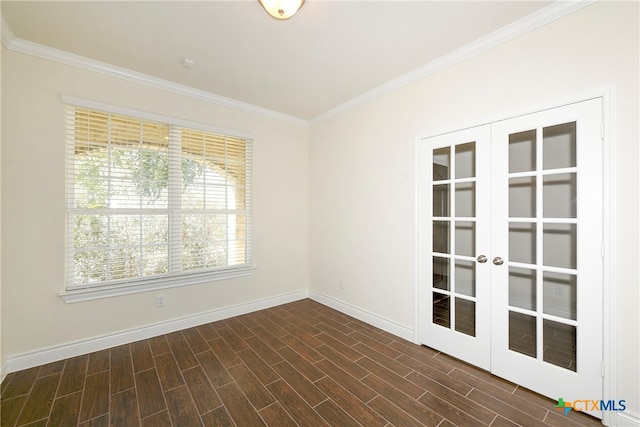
[
  {"x1": 476, "y1": 255, "x2": 488, "y2": 263},
  {"x1": 493, "y1": 257, "x2": 504, "y2": 266}
]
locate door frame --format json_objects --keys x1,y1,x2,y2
[{"x1": 414, "y1": 85, "x2": 617, "y2": 425}]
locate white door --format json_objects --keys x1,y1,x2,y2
[
  {"x1": 419, "y1": 125, "x2": 492, "y2": 370},
  {"x1": 490, "y1": 98, "x2": 603, "y2": 412},
  {"x1": 419, "y1": 98, "x2": 604, "y2": 416}
]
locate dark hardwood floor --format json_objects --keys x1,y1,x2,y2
[{"x1": 1, "y1": 299, "x2": 602, "y2": 426}]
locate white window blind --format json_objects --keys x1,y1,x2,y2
[{"x1": 66, "y1": 106, "x2": 252, "y2": 291}]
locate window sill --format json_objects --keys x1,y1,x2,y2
[{"x1": 59, "y1": 266, "x2": 256, "y2": 303}]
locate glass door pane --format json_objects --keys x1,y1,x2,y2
[
  {"x1": 506, "y1": 122, "x2": 579, "y2": 372},
  {"x1": 541, "y1": 122, "x2": 578, "y2": 371},
  {"x1": 432, "y1": 142, "x2": 478, "y2": 337}
]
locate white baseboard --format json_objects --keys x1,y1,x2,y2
[
  {"x1": 309, "y1": 290, "x2": 415, "y2": 342},
  {"x1": 3, "y1": 289, "x2": 309, "y2": 375},
  {"x1": 615, "y1": 411, "x2": 640, "y2": 427},
  {"x1": 1, "y1": 360, "x2": 7, "y2": 384}
]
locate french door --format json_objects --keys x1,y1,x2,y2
[{"x1": 418, "y1": 98, "x2": 603, "y2": 415}]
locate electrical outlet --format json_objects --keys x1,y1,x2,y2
[
  {"x1": 339, "y1": 279, "x2": 345, "y2": 290},
  {"x1": 156, "y1": 294, "x2": 166, "y2": 307}
]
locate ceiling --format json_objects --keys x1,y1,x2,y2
[{"x1": 2, "y1": 1, "x2": 553, "y2": 122}]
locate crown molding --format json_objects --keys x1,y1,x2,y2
[
  {"x1": 309, "y1": 0, "x2": 597, "y2": 126},
  {"x1": 0, "y1": 17, "x2": 309, "y2": 128},
  {"x1": 2, "y1": 1, "x2": 594, "y2": 129},
  {"x1": 1, "y1": 14, "x2": 16, "y2": 48}
]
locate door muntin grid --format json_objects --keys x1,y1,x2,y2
[
  {"x1": 432, "y1": 142, "x2": 477, "y2": 337},
  {"x1": 507, "y1": 122, "x2": 578, "y2": 372}
]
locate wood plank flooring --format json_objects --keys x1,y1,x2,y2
[{"x1": 0, "y1": 299, "x2": 602, "y2": 426}]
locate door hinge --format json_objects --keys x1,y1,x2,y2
[
  {"x1": 601, "y1": 361, "x2": 605, "y2": 377},
  {"x1": 601, "y1": 123, "x2": 605, "y2": 141},
  {"x1": 601, "y1": 242, "x2": 605, "y2": 258}
]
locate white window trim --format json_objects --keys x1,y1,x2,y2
[
  {"x1": 59, "y1": 266, "x2": 256, "y2": 303},
  {"x1": 61, "y1": 95, "x2": 255, "y2": 303},
  {"x1": 60, "y1": 95, "x2": 255, "y2": 141}
]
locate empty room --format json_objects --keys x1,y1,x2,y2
[{"x1": 1, "y1": 1, "x2": 638, "y2": 426}]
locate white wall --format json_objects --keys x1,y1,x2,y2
[
  {"x1": 1, "y1": 47, "x2": 308, "y2": 359},
  {"x1": 0, "y1": 39, "x2": 3, "y2": 374},
  {"x1": 309, "y1": 0, "x2": 639, "y2": 419}
]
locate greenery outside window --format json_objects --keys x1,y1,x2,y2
[{"x1": 65, "y1": 105, "x2": 252, "y2": 298}]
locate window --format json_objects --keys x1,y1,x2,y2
[{"x1": 65, "y1": 105, "x2": 252, "y2": 297}]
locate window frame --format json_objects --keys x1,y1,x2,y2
[{"x1": 60, "y1": 96, "x2": 254, "y2": 303}]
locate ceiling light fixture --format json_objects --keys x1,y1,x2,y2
[{"x1": 258, "y1": 0, "x2": 305, "y2": 20}]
